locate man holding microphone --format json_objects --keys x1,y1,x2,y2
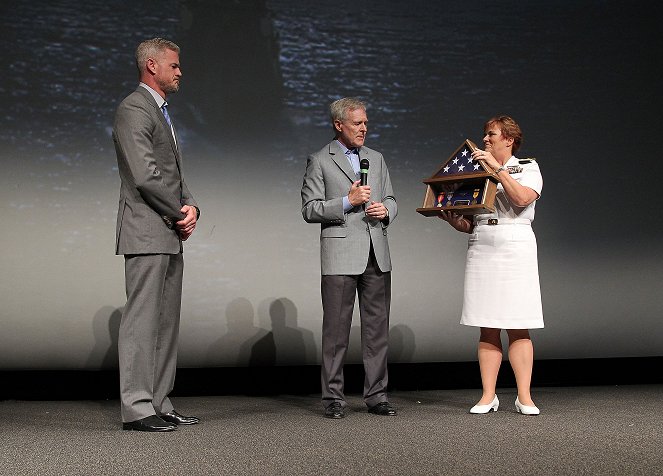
[{"x1": 301, "y1": 97, "x2": 398, "y2": 419}]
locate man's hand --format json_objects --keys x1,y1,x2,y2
[
  {"x1": 365, "y1": 201, "x2": 388, "y2": 221},
  {"x1": 439, "y1": 210, "x2": 472, "y2": 233},
  {"x1": 176, "y1": 205, "x2": 197, "y2": 241},
  {"x1": 348, "y1": 180, "x2": 371, "y2": 207}
]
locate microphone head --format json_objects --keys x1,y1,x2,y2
[{"x1": 360, "y1": 158, "x2": 369, "y2": 170}]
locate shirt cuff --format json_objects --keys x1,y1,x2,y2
[{"x1": 342, "y1": 196, "x2": 353, "y2": 213}]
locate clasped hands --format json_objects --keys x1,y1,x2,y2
[
  {"x1": 348, "y1": 180, "x2": 388, "y2": 220},
  {"x1": 176, "y1": 205, "x2": 197, "y2": 241}
]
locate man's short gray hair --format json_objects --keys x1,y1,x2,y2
[
  {"x1": 329, "y1": 97, "x2": 366, "y2": 125},
  {"x1": 135, "y1": 38, "x2": 180, "y2": 74}
]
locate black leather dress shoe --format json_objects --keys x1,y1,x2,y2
[
  {"x1": 160, "y1": 410, "x2": 200, "y2": 425},
  {"x1": 122, "y1": 415, "x2": 176, "y2": 432},
  {"x1": 324, "y1": 402, "x2": 345, "y2": 419},
  {"x1": 368, "y1": 402, "x2": 397, "y2": 416}
]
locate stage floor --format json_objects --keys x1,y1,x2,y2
[{"x1": 1, "y1": 385, "x2": 661, "y2": 475}]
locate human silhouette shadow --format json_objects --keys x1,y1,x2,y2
[
  {"x1": 208, "y1": 298, "x2": 270, "y2": 366},
  {"x1": 250, "y1": 298, "x2": 317, "y2": 366},
  {"x1": 86, "y1": 306, "x2": 122, "y2": 369},
  {"x1": 389, "y1": 324, "x2": 416, "y2": 362}
]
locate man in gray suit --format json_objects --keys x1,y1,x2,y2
[
  {"x1": 301, "y1": 97, "x2": 398, "y2": 418},
  {"x1": 113, "y1": 38, "x2": 200, "y2": 432}
]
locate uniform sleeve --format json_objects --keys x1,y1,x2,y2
[{"x1": 519, "y1": 161, "x2": 543, "y2": 197}]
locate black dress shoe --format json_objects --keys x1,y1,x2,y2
[
  {"x1": 122, "y1": 415, "x2": 176, "y2": 432},
  {"x1": 324, "y1": 402, "x2": 345, "y2": 419},
  {"x1": 368, "y1": 402, "x2": 397, "y2": 416},
  {"x1": 160, "y1": 410, "x2": 200, "y2": 425}
]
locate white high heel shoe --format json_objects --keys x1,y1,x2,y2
[
  {"x1": 515, "y1": 397, "x2": 540, "y2": 415},
  {"x1": 469, "y1": 395, "x2": 499, "y2": 414}
]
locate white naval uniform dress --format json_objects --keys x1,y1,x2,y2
[{"x1": 460, "y1": 155, "x2": 544, "y2": 329}]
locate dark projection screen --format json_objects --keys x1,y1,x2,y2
[{"x1": 1, "y1": 0, "x2": 661, "y2": 369}]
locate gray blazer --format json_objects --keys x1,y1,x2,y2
[
  {"x1": 113, "y1": 87, "x2": 198, "y2": 255},
  {"x1": 301, "y1": 141, "x2": 397, "y2": 275}
]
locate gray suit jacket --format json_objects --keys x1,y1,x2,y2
[
  {"x1": 301, "y1": 141, "x2": 397, "y2": 275},
  {"x1": 113, "y1": 87, "x2": 198, "y2": 255}
]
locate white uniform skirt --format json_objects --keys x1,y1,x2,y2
[{"x1": 460, "y1": 222, "x2": 544, "y2": 329}]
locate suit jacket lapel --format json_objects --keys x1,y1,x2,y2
[
  {"x1": 136, "y1": 87, "x2": 182, "y2": 168},
  {"x1": 329, "y1": 141, "x2": 356, "y2": 183}
]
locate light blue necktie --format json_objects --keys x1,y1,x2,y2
[
  {"x1": 161, "y1": 102, "x2": 178, "y2": 147},
  {"x1": 161, "y1": 103, "x2": 172, "y2": 127}
]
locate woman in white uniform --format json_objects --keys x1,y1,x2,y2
[{"x1": 439, "y1": 116, "x2": 543, "y2": 416}]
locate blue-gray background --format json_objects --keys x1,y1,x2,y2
[{"x1": 1, "y1": 0, "x2": 661, "y2": 369}]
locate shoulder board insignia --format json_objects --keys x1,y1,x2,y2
[{"x1": 518, "y1": 157, "x2": 536, "y2": 164}]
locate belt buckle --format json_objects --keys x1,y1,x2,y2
[{"x1": 488, "y1": 219, "x2": 498, "y2": 225}]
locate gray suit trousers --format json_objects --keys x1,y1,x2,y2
[
  {"x1": 321, "y1": 247, "x2": 391, "y2": 408},
  {"x1": 119, "y1": 253, "x2": 183, "y2": 422}
]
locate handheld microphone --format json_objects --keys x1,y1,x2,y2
[{"x1": 360, "y1": 158, "x2": 369, "y2": 186}]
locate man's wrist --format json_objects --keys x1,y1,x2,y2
[{"x1": 343, "y1": 196, "x2": 353, "y2": 212}]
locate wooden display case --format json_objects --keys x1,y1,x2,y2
[{"x1": 416, "y1": 139, "x2": 499, "y2": 216}]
